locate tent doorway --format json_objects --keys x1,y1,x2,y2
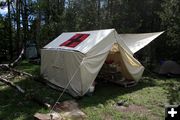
[{"x1": 96, "y1": 43, "x2": 137, "y2": 87}]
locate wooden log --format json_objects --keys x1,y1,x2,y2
[
  {"x1": 0, "y1": 63, "x2": 51, "y2": 109},
  {"x1": 0, "y1": 64, "x2": 32, "y2": 77},
  {"x1": 0, "y1": 76, "x2": 50, "y2": 109},
  {"x1": 31, "y1": 96, "x2": 51, "y2": 108},
  {"x1": 10, "y1": 67, "x2": 33, "y2": 77},
  {"x1": 10, "y1": 48, "x2": 24, "y2": 67},
  {"x1": 0, "y1": 77, "x2": 25, "y2": 94}
]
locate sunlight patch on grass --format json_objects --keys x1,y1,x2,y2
[{"x1": 0, "y1": 61, "x2": 180, "y2": 120}]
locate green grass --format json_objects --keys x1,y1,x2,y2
[
  {"x1": 15, "y1": 60, "x2": 40, "y2": 75},
  {"x1": 0, "y1": 61, "x2": 180, "y2": 120}
]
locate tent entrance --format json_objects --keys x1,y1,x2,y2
[{"x1": 96, "y1": 43, "x2": 136, "y2": 86}]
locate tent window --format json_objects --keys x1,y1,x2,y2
[{"x1": 60, "y1": 34, "x2": 90, "y2": 48}]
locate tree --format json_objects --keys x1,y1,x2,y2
[
  {"x1": 16, "y1": 0, "x2": 21, "y2": 55},
  {"x1": 0, "y1": 15, "x2": 6, "y2": 62},
  {"x1": 158, "y1": 0, "x2": 180, "y2": 60},
  {"x1": 0, "y1": 0, "x2": 180, "y2": 64},
  {"x1": 7, "y1": 0, "x2": 13, "y2": 60}
]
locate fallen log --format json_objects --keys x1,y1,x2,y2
[
  {"x1": 0, "y1": 64, "x2": 46, "y2": 87},
  {"x1": 0, "y1": 64, "x2": 32, "y2": 77},
  {"x1": 10, "y1": 48, "x2": 24, "y2": 67},
  {"x1": 0, "y1": 76, "x2": 25, "y2": 94},
  {"x1": 31, "y1": 97, "x2": 51, "y2": 108},
  {"x1": 0, "y1": 63, "x2": 51, "y2": 109},
  {"x1": 10, "y1": 67, "x2": 33, "y2": 77},
  {"x1": 0, "y1": 76, "x2": 50, "y2": 109}
]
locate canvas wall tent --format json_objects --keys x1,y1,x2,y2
[{"x1": 41, "y1": 29, "x2": 163, "y2": 96}]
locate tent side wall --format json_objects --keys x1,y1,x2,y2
[
  {"x1": 41, "y1": 49, "x2": 85, "y2": 96},
  {"x1": 41, "y1": 49, "x2": 68, "y2": 88}
]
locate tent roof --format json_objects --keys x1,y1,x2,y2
[
  {"x1": 119, "y1": 31, "x2": 164, "y2": 54},
  {"x1": 44, "y1": 29, "x2": 163, "y2": 55},
  {"x1": 44, "y1": 29, "x2": 115, "y2": 54}
]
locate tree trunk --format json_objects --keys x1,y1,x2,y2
[
  {"x1": 59, "y1": 0, "x2": 65, "y2": 14},
  {"x1": 7, "y1": 0, "x2": 13, "y2": 60},
  {"x1": 36, "y1": 0, "x2": 41, "y2": 53},
  {"x1": 45, "y1": 0, "x2": 50, "y2": 25},
  {"x1": 16, "y1": 0, "x2": 21, "y2": 55},
  {"x1": 97, "y1": 0, "x2": 101, "y2": 29},
  {"x1": 22, "y1": 0, "x2": 28, "y2": 52}
]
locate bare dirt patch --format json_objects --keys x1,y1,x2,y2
[
  {"x1": 115, "y1": 104, "x2": 149, "y2": 113},
  {"x1": 101, "y1": 112, "x2": 113, "y2": 120},
  {"x1": 34, "y1": 100, "x2": 87, "y2": 120},
  {"x1": 115, "y1": 104, "x2": 159, "y2": 120}
]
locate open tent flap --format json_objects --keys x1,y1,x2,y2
[
  {"x1": 119, "y1": 31, "x2": 164, "y2": 54},
  {"x1": 78, "y1": 44, "x2": 144, "y2": 96},
  {"x1": 80, "y1": 43, "x2": 145, "y2": 95},
  {"x1": 80, "y1": 44, "x2": 113, "y2": 95},
  {"x1": 106, "y1": 43, "x2": 144, "y2": 81}
]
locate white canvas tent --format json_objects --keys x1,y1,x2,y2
[{"x1": 41, "y1": 29, "x2": 163, "y2": 96}]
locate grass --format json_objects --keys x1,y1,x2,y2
[{"x1": 0, "y1": 61, "x2": 180, "y2": 120}]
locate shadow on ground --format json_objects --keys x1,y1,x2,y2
[
  {"x1": 160, "y1": 77, "x2": 180, "y2": 104},
  {"x1": 0, "y1": 76, "x2": 72, "y2": 120},
  {"x1": 78, "y1": 76, "x2": 157, "y2": 108},
  {"x1": 1, "y1": 72, "x2": 179, "y2": 120}
]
